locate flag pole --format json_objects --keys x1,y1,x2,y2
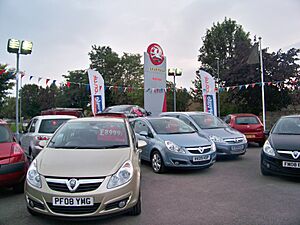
[{"x1": 259, "y1": 37, "x2": 266, "y2": 131}]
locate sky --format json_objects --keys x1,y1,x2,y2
[{"x1": 1, "y1": 0, "x2": 300, "y2": 90}]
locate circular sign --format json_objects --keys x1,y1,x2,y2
[{"x1": 147, "y1": 43, "x2": 164, "y2": 65}]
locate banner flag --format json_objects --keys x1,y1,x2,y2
[
  {"x1": 144, "y1": 43, "x2": 167, "y2": 116},
  {"x1": 88, "y1": 69, "x2": 105, "y2": 115},
  {"x1": 199, "y1": 70, "x2": 217, "y2": 116}
]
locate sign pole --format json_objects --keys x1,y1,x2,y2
[
  {"x1": 259, "y1": 37, "x2": 266, "y2": 131},
  {"x1": 15, "y1": 53, "x2": 20, "y2": 139}
]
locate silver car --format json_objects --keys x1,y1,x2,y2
[
  {"x1": 132, "y1": 117, "x2": 216, "y2": 173},
  {"x1": 160, "y1": 112, "x2": 247, "y2": 156}
]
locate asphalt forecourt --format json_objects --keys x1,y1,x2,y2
[{"x1": 1, "y1": 145, "x2": 300, "y2": 225}]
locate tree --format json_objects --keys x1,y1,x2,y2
[
  {"x1": 0, "y1": 64, "x2": 14, "y2": 105},
  {"x1": 0, "y1": 96, "x2": 16, "y2": 119},
  {"x1": 89, "y1": 45, "x2": 144, "y2": 106},
  {"x1": 166, "y1": 81, "x2": 191, "y2": 111},
  {"x1": 194, "y1": 18, "x2": 300, "y2": 115},
  {"x1": 21, "y1": 84, "x2": 41, "y2": 118}
]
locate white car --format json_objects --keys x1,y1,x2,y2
[{"x1": 20, "y1": 115, "x2": 76, "y2": 159}]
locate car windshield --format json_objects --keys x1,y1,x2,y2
[
  {"x1": 39, "y1": 119, "x2": 71, "y2": 134},
  {"x1": 149, "y1": 118, "x2": 196, "y2": 134},
  {"x1": 191, "y1": 114, "x2": 227, "y2": 129},
  {"x1": 272, "y1": 117, "x2": 300, "y2": 135},
  {"x1": 48, "y1": 120, "x2": 129, "y2": 149},
  {"x1": 0, "y1": 125, "x2": 12, "y2": 143},
  {"x1": 235, "y1": 116, "x2": 259, "y2": 125}
]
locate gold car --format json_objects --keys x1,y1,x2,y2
[{"x1": 25, "y1": 115, "x2": 146, "y2": 218}]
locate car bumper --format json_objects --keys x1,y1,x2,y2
[
  {"x1": 245, "y1": 132, "x2": 265, "y2": 143},
  {"x1": 0, "y1": 162, "x2": 27, "y2": 187},
  {"x1": 215, "y1": 143, "x2": 247, "y2": 156},
  {"x1": 25, "y1": 172, "x2": 140, "y2": 217},
  {"x1": 163, "y1": 151, "x2": 217, "y2": 168},
  {"x1": 261, "y1": 152, "x2": 300, "y2": 177}
]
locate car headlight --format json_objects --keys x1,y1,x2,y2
[
  {"x1": 107, "y1": 160, "x2": 133, "y2": 189},
  {"x1": 211, "y1": 142, "x2": 216, "y2": 152},
  {"x1": 26, "y1": 159, "x2": 42, "y2": 188},
  {"x1": 209, "y1": 135, "x2": 225, "y2": 143},
  {"x1": 263, "y1": 140, "x2": 275, "y2": 156},
  {"x1": 165, "y1": 141, "x2": 185, "y2": 153}
]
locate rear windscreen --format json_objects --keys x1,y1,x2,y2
[
  {"x1": 0, "y1": 125, "x2": 12, "y2": 143},
  {"x1": 39, "y1": 119, "x2": 70, "y2": 134},
  {"x1": 235, "y1": 117, "x2": 259, "y2": 125}
]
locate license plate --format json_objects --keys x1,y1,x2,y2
[
  {"x1": 52, "y1": 197, "x2": 93, "y2": 206},
  {"x1": 282, "y1": 161, "x2": 300, "y2": 168},
  {"x1": 246, "y1": 134, "x2": 255, "y2": 138},
  {"x1": 193, "y1": 155, "x2": 210, "y2": 162},
  {"x1": 231, "y1": 145, "x2": 244, "y2": 151}
]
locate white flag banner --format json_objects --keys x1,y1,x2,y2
[
  {"x1": 199, "y1": 70, "x2": 217, "y2": 116},
  {"x1": 88, "y1": 69, "x2": 105, "y2": 115}
]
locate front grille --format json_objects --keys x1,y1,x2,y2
[
  {"x1": 186, "y1": 145, "x2": 211, "y2": 154},
  {"x1": 277, "y1": 150, "x2": 300, "y2": 160},
  {"x1": 46, "y1": 177, "x2": 104, "y2": 193},
  {"x1": 224, "y1": 138, "x2": 244, "y2": 144},
  {"x1": 47, "y1": 203, "x2": 100, "y2": 214},
  {"x1": 190, "y1": 160, "x2": 211, "y2": 165}
]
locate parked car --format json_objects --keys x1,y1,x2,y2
[
  {"x1": 160, "y1": 112, "x2": 247, "y2": 157},
  {"x1": 224, "y1": 113, "x2": 265, "y2": 146},
  {"x1": 25, "y1": 115, "x2": 145, "y2": 217},
  {"x1": 41, "y1": 108, "x2": 84, "y2": 118},
  {"x1": 131, "y1": 117, "x2": 216, "y2": 173},
  {"x1": 103, "y1": 105, "x2": 151, "y2": 118},
  {"x1": 0, "y1": 119, "x2": 29, "y2": 193},
  {"x1": 20, "y1": 115, "x2": 76, "y2": 159},
  {"x1": 261, "y1": 115, "x2": 300, "y2": 177}
]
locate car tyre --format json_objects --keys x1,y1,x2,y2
[
  {"x1": 151, "y1": 151, "x2": 165, "y2": 173},
  {"x1": 12, "y1": 181, "x2": 24, "y2": 193},
  {"x1": 128, "y1": 192, "x2": 141, "y2": 216}
]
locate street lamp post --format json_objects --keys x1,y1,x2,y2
[
  {"x1": 7, "y1": 39, "x2": 33, "y2": 140},
  {"x1": 168, "y1": 68, "x2": 182, "y2": 112},
  {"x1": 216, "y1": 57, "x2": 220, "y2": 117}
]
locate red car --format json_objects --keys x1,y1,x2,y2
[
  {"x1": 224, "y1": 114, "x2": 265, "y2": 146},
  {"x1": 0, "y1": 120, "x2": 29, "y2": 193}
]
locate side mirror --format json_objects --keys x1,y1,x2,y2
[
  {"x1": 137, "y1": 140, "x2": 147, "y2": 148},
  {"x1": 139, "y1": 131, "x2": 148, "y2": 137},
  {"x1": 146, "y1": 111, "x2": 152, "y2": 116},
  {"x1": 38, "y1": 140, "x2": 48, "y2": 148}
]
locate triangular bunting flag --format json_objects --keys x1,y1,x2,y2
[
  {"x1": 0, "y1": 69, "x2": 6, "y2": 75},
  {"x1": 38, "y1": 77, "x2": 42, "y2": 83},
  {"x1": 30, "y1": 76, "x2": 33, "y2": 80},
  {"x1": 46, "y1": 79, "x2": 50, "y2": 85},
  {"x1": 66, "y1": 81, "x2": 71, "y2": 88},
  {"x1": 245, "y1": 84, "x2": 249, "y2": 89}
]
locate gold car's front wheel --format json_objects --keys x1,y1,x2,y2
[{"x1": 151, "y1": 151, "x2": 165, "y2": 173}]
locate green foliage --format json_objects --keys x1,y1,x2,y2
[
  {"x1": 166, "y1": 81, "x2": 191, "y2": 111},
  {"x1": 0, "y1": 96, "x2": 16, "y2": 119},
  {"x1": 0, "y1": 64, "x2": 14, "y2": 105},
  {"x1": 89, "y1": 45, "x2": 143, "y2": 106},
  {"x1": 21, "y1": 84, "x2": 41, "y2": 118}
]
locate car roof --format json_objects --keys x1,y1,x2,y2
[
  {"x1": 280, "y1": 115, "x2": 300, "y2": 119},
  {"x1": 68, "y1": 116, "x2": 126, "y2": 123},
  {"x1": 161, "y1": 111, "x2": 211, "y2": 116},
  {"x1": 230, "y1": 113, "x2": 258, "y2": 117},
  {"x1": 33, "y1": 115, "x2": 77, "y2": 120}
]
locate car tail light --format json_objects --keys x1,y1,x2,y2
[
  {"x1": 9, "y1": 143, "x2": 25, "y2": 163},
  {"x1": 35, "y1": 136, "x2": 50, "y2": 141}
]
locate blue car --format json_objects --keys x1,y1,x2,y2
[
  {"x1": 160, "y1": 112, "x2": 247, "y2": 156},
  {"x1": 131, "y1": 117, "x2": 216, "y2": 173}
]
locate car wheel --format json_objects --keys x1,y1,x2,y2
[
  {"x1": 151, "y1": 151, "x2": 165, "y2": 173},
  {"x1": 128, "y1": 192, "x2": 141, "y2": 216},
  {"x1": 12, "y1": 181, "x2": 24, "y2": 193}
]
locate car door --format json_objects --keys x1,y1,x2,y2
[
  {"x1": 133, "y1": 120, "x2": 155, "y2": 161},
  {"x1": 21, "y1": 118, "x2": 38, "y2": 154}
]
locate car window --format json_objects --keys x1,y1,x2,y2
[
  {"x1": 134, "y1": 120, "x2": 150, "y2": 134},
  {"x1": 39, "y1": 119, "x2": 70, "y2": 134},
  {"x1": 272, "y1": 117, "x2": 300, "y2": 134},
  {"x1": 235, "y1": 116, "x2": 259, "y2": 125},
  {"x1": 178, "y1": 115, "x2": 197, "y2": 130},
  {"x1": 29, "y1": 119, "x2": 38, "y2": 133},
  {"x1": 149, "y1": 118, "x2": 196, "y2": 134},
  {"x1": 48, "y1": 121, "x2": 129, "y2": 149},
  {"x1": 190, "y1": 114, "x2": 227, "y2": 129},
  {"x1": 0, "y1": 125, "x2": 12, "y2": 143}
]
